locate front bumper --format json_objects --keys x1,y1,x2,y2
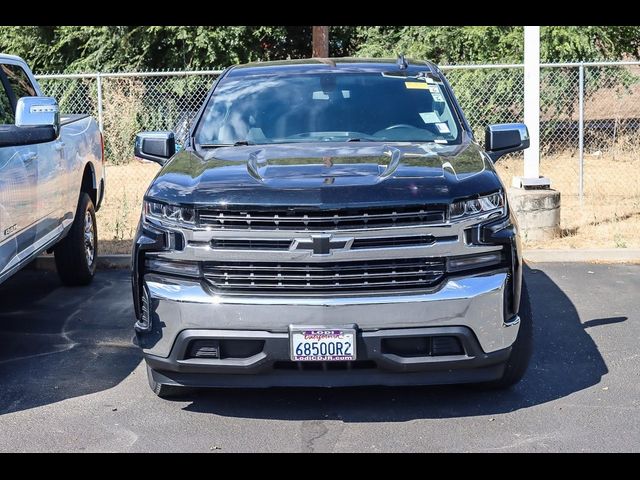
[{"x1": 139, "y1": 270, "x2": 519, "y2": 387}]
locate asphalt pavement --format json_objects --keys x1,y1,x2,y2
[{"x1": 0, "y1": 262, "x2": 638, "y2": 452}]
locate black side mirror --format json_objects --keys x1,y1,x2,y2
[
  {"x1": 134, "y1": 131, "x2": 175, "y2": 166},
  {"x1": 485, "y1": 123, "x2": 530, "y2": 161}
]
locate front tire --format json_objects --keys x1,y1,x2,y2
[
  {"x1": 54, "y1": 193, "x2": 97, "y2": 286},
  {"x1": 478, "y1": 278, "x2": 533, "y2": 389}
]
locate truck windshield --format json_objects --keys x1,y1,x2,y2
[{"x1": 194, "y1": 72, "x2": 462, "y2": 146}]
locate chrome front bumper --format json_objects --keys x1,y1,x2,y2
[{"x1": 141, "y1": 269, "x2": 518, "y2": 359}]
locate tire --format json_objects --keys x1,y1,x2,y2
[
  {"x1": 477, "y1": 278, "x2": 533, "y2": 389},
  {"x1": 54, "y1": 193, "x2": 97, "y2": 286},
  {"x1": 146, "y1": 363, "x2": 192, "y2": 399}
]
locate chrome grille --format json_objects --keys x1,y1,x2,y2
[
  {"x1": 202, "y1": 258, "x2": 446, "y2": 293},
  {"x1": 198, "y1": 206, "x2": 446, "y2": 230},
  {"x1": 208, "y1": 235, "x2": 457, "y2": 251},
  {"x1": 210, "y1": 239, "x2": 292, "y2": 250}
]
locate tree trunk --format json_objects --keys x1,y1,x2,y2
[{"x1": 312, "y1": 26, "x2": 329, "y2": 58}]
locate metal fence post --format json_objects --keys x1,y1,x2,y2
[
  {"x1": 578, "y1": 63, "x2": 585, "y2": 204},
  {"x1": 96, "y1": 73, "x2": 104, "y2": 132}
]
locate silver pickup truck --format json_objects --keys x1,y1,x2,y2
[{"x1": 0, "y1": 54, "x2": 105, "y2": 286}]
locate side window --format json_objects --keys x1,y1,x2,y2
[
  {"x1": 0, "y1": 81, "x2": 14, "y2": 125},
  {"x1": 1, "y1": 64, "x2": 36, "y2": 100}
]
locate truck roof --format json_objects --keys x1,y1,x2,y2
[{"x1": 226, "y1": 57, "x2": 438, "y2": 78}]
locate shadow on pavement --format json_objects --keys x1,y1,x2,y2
[
  {"x1": 0, "y1": 264, "x2": 614, "y2": 421},
  {"x1": 182, "y1": 265, "x2": 611, "y2": 420},
  {"x1": 0, "y1": 268, "x2": 141, "y2": 415}
]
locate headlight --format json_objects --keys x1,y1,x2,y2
[
  {"x1": 450, "y1": 192, "x2": 505, "y2": 220},
  {"x1": 144, "y1": 200, "x2": 195, "y2": 225}
]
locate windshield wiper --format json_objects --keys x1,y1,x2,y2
[{"x1": 199, "y1": 141, "x2": 254, "y2": 148}]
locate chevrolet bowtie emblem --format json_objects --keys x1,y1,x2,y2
[{"x1": 292, "y1": 234, "x2": 353, "y2": 255}]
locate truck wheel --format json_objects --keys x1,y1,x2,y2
[
  {"x1": 146, "y1": 363, "x2": 191, "y2": 399},
  {"x1": 54, "y1": 193, "x2": 97, "y2": 286},
  {"x1": 477, "y1": 278, "x2": 533, "y2": 390}
]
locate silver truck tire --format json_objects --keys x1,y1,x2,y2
[
  {"x1": 54, "y1": 193, "x2": 97, "y2": 286},
  {"x1": 474, "y1": 278, "x2": 533, "y2": 390}
]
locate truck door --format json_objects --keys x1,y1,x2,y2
[
  {"x1": 0, "y1": 71, "x2": 38, "y2": 276},
  {"x1": 1, "y1": 63, "x2": 65, "y2": 242}
]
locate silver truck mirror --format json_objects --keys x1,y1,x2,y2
[{"x1": 15, "y1": 96, "x2": 60, "y2": 137}]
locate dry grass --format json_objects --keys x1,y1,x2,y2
[
  {"x1": 96, "y1": 152, "x2": 640, "y2": 255},
  {"x1": 96, "y1": 161, "x2": 160, "y2": 255},
  {"x1": 496, "y1": 151, "x2": 640, "y2": 249}
]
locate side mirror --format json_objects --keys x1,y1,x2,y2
[
  {"x1": 485, "y1": 123, "x2": 530, "y2": 161},
  {"x1": 134, "y1": 131, "x2": 175, "y2": 166},
  {"x1": 15, "y1": 96, "x2": 60, "y2": 137}
]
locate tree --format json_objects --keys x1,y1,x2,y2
[
  {"x1": 354, "y1": 26, "x2": 640, "y2": 64},
  {"x1": 0, "y1": 26, "x2": 359, "y2": 73}
]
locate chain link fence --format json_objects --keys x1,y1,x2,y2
[
  {"x1": 35, "y1": 62, "x2": 640, "y2": 252},
  {"x1": 444, "y1": 62, "x2": 640, "y2": 247}
]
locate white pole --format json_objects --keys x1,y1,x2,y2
[
  {"x1": 523, "y1": 26, "x2": 540, "y2": 179},
  {"x1": 578, "y1": 63, "x2": 584, "y2": 204}
]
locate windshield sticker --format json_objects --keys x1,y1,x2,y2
[
  {"x1": 435, "y1": 122, "x2": 451, "y2": 134},
  {"x1": 432, "y1": 93, "x2": 445, "y2": 102},
  {"x1": 405, "y1": 81, "x2": 429, "y2": 90},
  {"x1": 428, "y1": 85, "x2": 440, "y2": 94},
  {"x1": 419, "y1": 112, "x2": 441, "y2": 124}
]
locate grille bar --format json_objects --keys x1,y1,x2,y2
[
  {"x1": 208, "y1": 235, "x2": 452, "y2": 251},
  {"x1": 205, "y1": 270, "x2": 437, "y2": 280},
  {"x1": 198, "y1": 206, "x2": 446, "y2": 230},
  {"x1": 206, "y1": 260, "x2": 444, "y2": 272},
  {"x1": 352, "y1": 235, "x2": 441, "y2": 249},
  {"x1": 203, "y1": 258, "x2": 445, "y2": 293},
  {"x1": 211, "y1": 239, "x2": 292, "y2": 250}
]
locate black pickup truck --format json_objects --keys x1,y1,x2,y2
[{"x1": 132, "y1": 57, "x2": 532, "y2": 398}]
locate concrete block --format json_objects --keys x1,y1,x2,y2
[{"x1": 507, "y1": 187, "x2": 561, "y2": 242}]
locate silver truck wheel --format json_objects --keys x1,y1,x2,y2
[{"x1": 84, "y1": 210, "x2": 95, "y2": 266}]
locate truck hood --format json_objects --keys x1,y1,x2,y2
[{"x1": 147, "y1": 142, "x2": 504, "y2": 208}]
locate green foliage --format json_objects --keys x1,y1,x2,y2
[
  {"x1": 355, "y1": 26, "x2": 640, "y2": 64},
  {"x1": 355, "y1": 26, "x2": 524, "y2": 64},
  {"x1": 0, "y1": 26, "x2": 359, "y2": 73},
  {"x1": 2, "y1": 26, "x2": 640, "y2": 74}
]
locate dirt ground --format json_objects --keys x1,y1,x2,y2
[{"x1": 96, "y1": 153, "x2": 640, "y2": 255}]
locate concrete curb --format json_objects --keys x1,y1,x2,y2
[
  {"x1": 31, "y1": 249, "x2": 640, "y2": 272},
  {"x1": 523, "y1": 249, "x2": 640, "y2": 264}
]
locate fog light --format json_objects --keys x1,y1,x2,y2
[
  {"x1": 188, "y1": 340, "x2": 221, "y2": 359},
  {"x1": 447, "y1": 252, "x2": 503, "y2": 272}
]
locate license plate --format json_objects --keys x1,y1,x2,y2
[{"x1": 290, "y1": 327, "x2": 356, "y2": 361}]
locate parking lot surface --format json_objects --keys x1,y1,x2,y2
[{"x1": 0, "y1": 262, "x2": 638, "y2": 452}]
